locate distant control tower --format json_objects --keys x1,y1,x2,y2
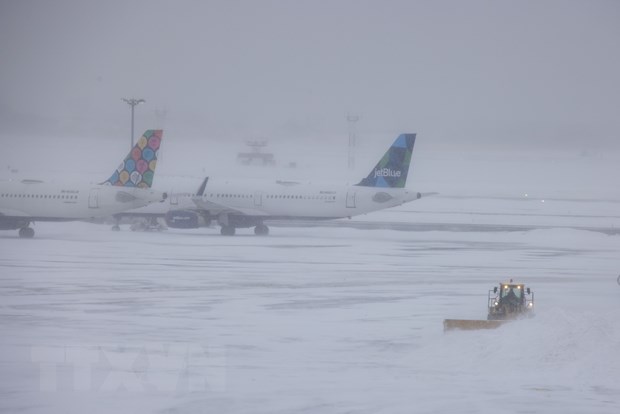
[{"x1": 237, "y1": 140, "x2": 275, "y2": 166}]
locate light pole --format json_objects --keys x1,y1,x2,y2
[
  {"x1": 122, "y1": 98, "x2": 145, "y2": 150},
  {"x1": 347, "y1": 114, "x2": 359, "y2": 171}
]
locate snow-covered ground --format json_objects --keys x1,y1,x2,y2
[{"x1": 1, "y1": 198, "x2": 620, "y2": 413}]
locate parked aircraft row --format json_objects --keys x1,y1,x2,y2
[{"x1": 0, "y1": 131, "x2": 423, "y2": 237}]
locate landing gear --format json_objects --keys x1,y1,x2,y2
[
  {"x1": 254, "y1": 224, "x2": 269, "y2": 236},
  {"x1": 111, "y1": 216, "x2": 121, "y2": 231},
  {"x1": 220, "y1": 225, "x2": 236, "y2": 236},
  {"x1": 18, "y1": 227, "x2": 35, "y2": 239}
]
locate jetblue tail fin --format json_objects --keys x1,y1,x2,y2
[
  {"x1": 103, "y1": 130, "x2": 163, "y2": 188},
  {"x1": 356, "y1": 133, "x2": 416, "y2": 188}
]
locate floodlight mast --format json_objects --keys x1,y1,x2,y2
[
  {"x1": 122, "y1": 98, "x2": 145, "y2": 150},
  {"x1": 347, "y1": 114, "x2": 359, "y2": 170}
]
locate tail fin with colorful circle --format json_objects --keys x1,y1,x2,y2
[{"x1": 102, "y1": 130, "x2": 163, "y2": 188}]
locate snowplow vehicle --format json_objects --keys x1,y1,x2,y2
[{"x1": 444, "y1": 281, "x2": 534, "y2": 331}]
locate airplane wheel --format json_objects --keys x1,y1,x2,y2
[
  {"x1": 220, "y1": 226, "x2": 236, "y2": 236},
  {"x1": 254, "y1": 224, "x2": 269, "y2": 236},
  {"x1": 19, "y1": 227, "x2": 35, "y2": 239}
]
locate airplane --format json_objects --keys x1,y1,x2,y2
[
  {"x1": 0, "y1": 129, "x2": 166, "y2": 238},
  {"x1": 161, "y1": 133, "x2": 421, "y2": 235}
]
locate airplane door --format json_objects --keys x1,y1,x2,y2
[
  {"x1": 88, "y1": 189, "x2": 99, "y2": 208},
  {"x1": 254, "y1": 191, "x2": 263, "y2": 207},
  {"x1": 170, "y1": 192, "x2": 179, "y2": 206},
  {"x1": 346, "y1": 191, "x2": 356, "y2": 208}
]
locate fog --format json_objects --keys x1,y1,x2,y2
[
  {"x1": 2, "y1": 3, "x2": 620, "y2": 412},
  {"x1": 1, "y1": 0, "x2": 619, "y2": 168}
]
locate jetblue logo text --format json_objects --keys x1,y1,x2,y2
[{"x1": 374, "y1": 168, "x2": 402, "y2": 178}]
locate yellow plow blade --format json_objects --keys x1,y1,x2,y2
[{"x1": 443, "y1": 319, "x2": 509, "y2": 331}]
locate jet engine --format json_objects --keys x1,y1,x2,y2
[{"x1": 165, "y1": 210, "x2": 210, "y2": 229}]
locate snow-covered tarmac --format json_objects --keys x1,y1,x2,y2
[{"x1": 1, "y1": 197, "x2": 620, "y2": 413}]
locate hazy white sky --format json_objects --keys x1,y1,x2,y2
[{"x1": 1, "y1": 0, "x2": 619, "y2": 152}]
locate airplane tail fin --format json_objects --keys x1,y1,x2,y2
[
  {"x1": 102, "y1": 130, "x2": 163, "y2": 188},
  {"x1": 356, "y1": 133, "x2": 416, "y2": 188}
]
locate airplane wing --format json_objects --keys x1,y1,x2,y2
[
  {"x1": 191, "y1": 197, "x2": 268, "y2": 217},
  {"x1": 0, "y1": 207, "x2": 30, "y2": 217},
  {"x1": 191, "y1": 177, "x2": 268, "y2": 217}
]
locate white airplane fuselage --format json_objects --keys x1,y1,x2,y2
[
  {"x1": 0, "y1": 179, "x2": 164, "y2": 227},
  {"x1": 195, "y1": 178, "x2": 421, "y2": 220},
  {"x1": 121, "y1": 132, "x2": 420, "y2": 235}
]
